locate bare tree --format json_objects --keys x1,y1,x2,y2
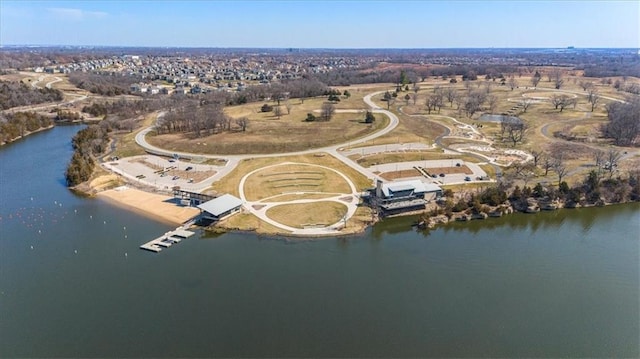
[
  {"x1": 507, "y1": 76, "x2": 518, "y2": 91},
  {"x1": 502, "y1": 120, "x2": 527, "y2": 147},
  {"x1": 565, "y1": 97, "x2": 577, "y2": 111},
  {"x1": 580, "y1": 81, "x2": 594, "y2": 91},
  {"x1": 550, "y1": 94, "x2": 564, "y2": 110},
  {"x1": 602, "y1": 98, "x2": 640, "y2": 146},
  {"x1": 432, "y1": 89, "x2": 444, "y2": 113},
  {"x1": 531, "y1": 71, "x2": 542, "y2": 88},
  {"x1": 593, "y1": 149, "x2": 606, "y2": 169},
  {"x1": 412, "y1": 93, "x2": 418, "y2": 105},
  {"x1": 320, "y1": 102, "x2": 335, "y2": 121},
  {"x1": 551, "y1": 69, "x2": 564, "y2": 89},
  {"x1": 444, "y1": 87, "x2": 457, "y2": 107},
  {"x1": 284, "y1": 100, "x2": 293, "y2": 115},
  {"x1": 605, "y1": 149, "x2": 622, "y2": 178},
  {"x1": 235, "y1": 117, "x2": 249, "y2": 132},
  {"x1": 425, "y1": 95, "x2": 435, "y2": 114},
  {"x1": 486, "y1": 95, "x2": 499, "y2": 114},
  {"x1": 542, "y1": 154, "x2": 553, "y2": 176},
  {"x1": 511, "y1": 162, "x2": 537, "y2": 187},
  {"x1": 531, "y1": 149, "x2": 543, "y2": 166},
  {"x1": 519, "y1": 98, "x2": 533, "y2": 113},
  {"x1": 273, "y1": 105, "x2": 282, "y2": 119},
  {"x1": 121, "y1": 118, "x2": 136, "y2": 133},
  {"x1": 463, "y1": 96, "x2": 482, "y2": 118},
  {"x1": 550, "y1": 94, "x2": 575, "y2": 112},
  {"x1": 270, "y1": 84, "x2": 287, "y2": 106},
  {"x1": 551, "y1": 154, "x2": 568, "y2": 186},
  {"x1": 587, "y1": 88, "x2": 600, "y2": 112}
]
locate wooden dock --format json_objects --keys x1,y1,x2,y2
[{"x1": 140, "y1": 227, "x2": 195, "y2": 253}]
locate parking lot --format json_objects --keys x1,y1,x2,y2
[
  {"x1": 372, "y1": 160, "x2": 489, "y2": 185},
  {"x1": 103, "y1": 155, "x2": 222, "y2": 192}
]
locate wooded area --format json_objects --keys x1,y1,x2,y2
[
  {"x1": 0, "y1": 111, "x2": 53, "y2": 144},
  {"x1": 0, "y1": 81, "x2": 63, "y2": 110}
]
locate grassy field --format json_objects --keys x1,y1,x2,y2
[
  {"x1": 215, "y1": 212, "x2": 283, "y2": 234},
  {"x1": 210, "y1": 153, "x2": 372, "y2": 197},
  {"x1": 265, "y1": 201, "x2": 348, "y2": 229},
  {"x1": 265, "y1": 193, "x2": 337, "y2": 202},
  {"x1": 108, "y1": 113, "x2": 157, "y2": 158},
  {"x1": 242, "y1": 163, "x2": 352, "y2": 202},
  {"x1": 350, "y1": 151, "x2": 481, "y2": 167},
  {"x1": 147, "y1": 96, "x2": 389, "y2": 155}
]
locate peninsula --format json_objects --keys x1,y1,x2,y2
[{"x1": 1, "y1": 47, "x2": 638, "y2": 235}]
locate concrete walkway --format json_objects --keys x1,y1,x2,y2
[{"x1": 237, "y1": 162, "x2": 360, "y2": 235}]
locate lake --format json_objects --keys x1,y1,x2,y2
[{"x1": 0, "y1": 126, "x2": 638, "y2": 357}]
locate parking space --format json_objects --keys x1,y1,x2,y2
[
  {"x1": 104, "y1": 155, "x2": 222, "y2": 191},
  {"x1": 372, "y1": 160, "x2": 488, "y2": 185}
]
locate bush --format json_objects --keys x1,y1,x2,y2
[
  {"x1": 364, "y1": 111, "x2": 376, "y2": 123},
  {"x1": 478, "y1": 186, "x2": 507, "y2": 206},
  {"x1": 452, "y1": 198, "x2": 469, "y2": 212},
  {"x1": 261, "y1": 103, "x2": 273, "y2": 112}
]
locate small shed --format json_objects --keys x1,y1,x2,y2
[{"x1": 197, "y1": 194, "x2": 243, "y2": 221}]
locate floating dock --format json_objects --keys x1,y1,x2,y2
[{"x1": 140, "y1": 227, "x2": 195, "y2": 253}]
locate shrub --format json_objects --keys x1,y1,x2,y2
[{"x1": 261, "y1": 103, "x2": 273, "y2": 112}]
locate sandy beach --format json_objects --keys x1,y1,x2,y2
[{"x1": 98, "y1": 186, "x2": 200, "y2": 225}]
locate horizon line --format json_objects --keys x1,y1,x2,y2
[{"x1": 2, "y1": 44, "x2": 639, "y2": 50}]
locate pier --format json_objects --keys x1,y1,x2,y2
[{"x1": 140, "y1": 227, "x2": 195, "y2": 253}]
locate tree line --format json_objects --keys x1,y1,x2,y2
[
  {"x1": 65, "y1": 124, "x2": 109, "y2": 186},
  {"x1": 314, "y1": 64, "x2": 519, "y2": 86},
  {"x1": 0, "y1": 111, "x2": 53, "y2": 144},
  {"x1": 69, "y1": 72, "x2": 141, "y2": 96},
  {"x1": 430, "y1": 166, "x2": 640, "y2": 222},
  {"x1": 0, "y1": 81, "x2": 63, "y2": 110}
]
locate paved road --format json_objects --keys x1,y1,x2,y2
[{"x1": 133, "y1": 90, "x2": 401, "y2": 189}]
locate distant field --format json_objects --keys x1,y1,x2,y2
[{"x1": 148, "y1": 96, "x2": 389, "y2": 154}]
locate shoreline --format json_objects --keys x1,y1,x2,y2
[
  {"x1": 0, "y1": 124, "x2": 55, "y2": 146},
  {"x1": 92, "y1": 181, "x2": 639, "y2": 237},
  {"x1": 97, "y1": 186, "x2": 200, "y2": 226}
]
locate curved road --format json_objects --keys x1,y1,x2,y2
[{"x1": 134, "y1": 91, "x2": 399, "y2": 182}]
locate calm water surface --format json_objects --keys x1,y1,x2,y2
[{"x1": 0, "y1": 126, "x2": 638, "y2": 358}]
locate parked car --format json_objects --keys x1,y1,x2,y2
[
  {"x1": 439, "y1": 173, "x2": 445, "y2": 177},
  {"x1": 185, "y1": 166, "x2": 193, "y2": 171},
  {"x1": 172, "y1": 176, "x2": 180, "y2": 180},
  {"x1": 464, "y1": 176, "x2": 471, "y2": 181}
]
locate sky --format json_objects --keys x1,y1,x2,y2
[{"x1": 1, "y1": 0, "x2": 639, "y2": 48}]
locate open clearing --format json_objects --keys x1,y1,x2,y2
[
  {"x1": 243, "y1": 163, "x2": 352, "y2": 202},
  {"x1": 148, "y1": 96, "x2": 389, "y2": 155},
  {"x1": 265, "y1": 201, "x2": 348, "y2": 229},
  {"x1": 211, "y1": 153, "x2": 372, "y2": 197}
]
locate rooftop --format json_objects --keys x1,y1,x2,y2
[
  {"x1": 197, "y1": 194, "x2": 243, "y2": 217},
  {"x1": 381, "y1": 180, "x2": 441, "y2": 197}
]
